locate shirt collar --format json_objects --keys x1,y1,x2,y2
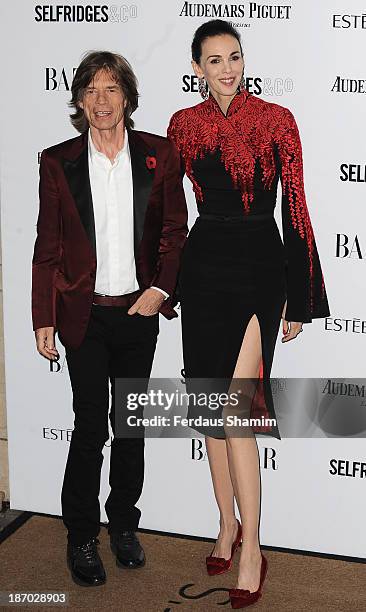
[{"x1": 88, "y1": 129, "x2": 129, "y2": 165}]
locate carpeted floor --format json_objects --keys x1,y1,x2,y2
[{"x1": 0, "y1": 516, "x2": 365, "y2": 611}]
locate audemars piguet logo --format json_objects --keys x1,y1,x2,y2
[
  {"x1": 179, "y1": 2, "x2": 292, "y2": 19},
  {"x1": 331, "y1": 76, "x2": 366, "y2": 94},
  {"x1": 322, "y1": 380, "x2": 366, "y2": 397}
]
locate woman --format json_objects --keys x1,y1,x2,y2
[{"x1": 168, "y1": 19, "x2": 329, "y2": 609}]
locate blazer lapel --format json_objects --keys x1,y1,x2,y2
[
  {"x1": 128, "y1": 129, "x2": 156, "y2": 259},
  {"x1": 62, "y1": 133, "x2": 96, "y2": 256}
]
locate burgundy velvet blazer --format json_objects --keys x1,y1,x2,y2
[{"x1": 32, "y1": 129, "x2": 188, "y2": 349}]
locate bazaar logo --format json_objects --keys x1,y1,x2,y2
[
  {"x1": 45, "y1": 67, "x2": 76, "y2": 91},
  {"x1": 191, "y1": 439, "x2": 278, "y2": 469},
  {"x1": 49, "y1": 356, "x2": 67, "y2": 373},
  {"x1": 335, "y1": 234, "x2": 364, "y2": 259}
]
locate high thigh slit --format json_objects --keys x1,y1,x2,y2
[
  {"x1": 180, "y1": 214, "x2": 286, "y2": 439},
  {"x1": 168, "y1": 90, "x2": 330, "y2": 439}
]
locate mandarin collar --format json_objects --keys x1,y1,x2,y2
[{"x1": 205, "y1": 88, "x2": 251, "y2": 118}]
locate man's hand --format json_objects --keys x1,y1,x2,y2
[
  {"x1": 35, "y1": 326, "x2": 59, "y2": 360},
  {"x1": 128, "y1": 288, "x2": 165, "y2": 316}
]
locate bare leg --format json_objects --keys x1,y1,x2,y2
[
  {"x1": 205, "y1": 436, "x2": 238, "y2": 558},
  {"x1": 226, "y1": 314, "x2": 263, "y2": 591}
]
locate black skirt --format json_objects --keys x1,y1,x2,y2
[{"x1": 179, "y1": 214, "x2": 286, "y2": 439}]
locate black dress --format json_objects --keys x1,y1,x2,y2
[{"x1": 167, "y1": 90, "x2": 330, "y2": 438}]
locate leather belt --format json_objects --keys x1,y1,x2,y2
[
  {"x1": 93, "y1": 290, "x2": 142, "y2": 307},
  {"x1": 198, "y1": 213, "x2": 273, "y2": 222}
]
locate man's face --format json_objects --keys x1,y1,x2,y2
[{"x1": 79, "y1": 69, "x2": 126, "y2": 131}]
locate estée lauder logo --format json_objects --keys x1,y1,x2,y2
[{"x1": 332, "y1": 14, "x2": 366, "y2": 29}]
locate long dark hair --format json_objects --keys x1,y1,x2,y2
[
  {"x1": 69, "y1": 50, "x2": 139, "y2": 133},
  {"x1": 191, "y1": 19, "x2": 243, "y2": 64}
]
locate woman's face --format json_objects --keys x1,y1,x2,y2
[{"x1": 192, "y1": 34, "x2": 244, "y2": 98}]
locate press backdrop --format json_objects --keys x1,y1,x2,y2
[{"x1": 1, "y1": 0, "x2": 365, "y2": 557}]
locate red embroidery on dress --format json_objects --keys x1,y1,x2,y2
[{"x1": 167, "y1": 90, "x2": 321, "y2": 309}]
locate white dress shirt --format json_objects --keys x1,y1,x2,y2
[{"x1": 88, "y1": 130, "x2": 167, "y2": 299}]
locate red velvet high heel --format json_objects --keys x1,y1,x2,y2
[
  {"x1": 229, "y1": 554, "x2": 268, "y2": 609},
  {"x1": 206, "y1": 519, "x2": 242, "y2": 576}
]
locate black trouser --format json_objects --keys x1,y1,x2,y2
[{"x1": 60, "y1": 305, "x2": 159, "y2": 545}]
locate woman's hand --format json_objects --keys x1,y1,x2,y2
[
  {"x1": 281, "y1": 320, "x2": 303, "y2": 342},
  {"x1": 281, "y1": 301, "x2": 303, "y2": 342}
]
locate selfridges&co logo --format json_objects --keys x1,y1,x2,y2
[
  {"x1": 34, "y1": 4, "x2": 137, "y2": 23},
  {"x1": 335, "y1": 234, "x2": 364, "y2": 259},
  {"x1": 182, "y1": 74, "x2": 293, "y2": 97},
  {"x1": 331, "y1": 76, "x2": 366, "y2": 94},
  {"x1": 325, "y1": 317, "x2": 366, "y2": 334},
  {"x1": 340, "y1": 164, "x2": 366, "y2": 183},
  {"x1": 329, "y1": 459, "x2": 366, "y2": 478},
  {"x1": 179, "y1": 2, "x2": 292, "y2": 19},
  {"x1": 191, "y1": 439, "x2": 278, "y2": 470},
  {"x1": 332, "y1": 14, "x2": 366, "y2": 29}
]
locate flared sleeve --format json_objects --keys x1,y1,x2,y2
[{"x1": 277, "y1": 109, "x2": 330, "y2": 323}]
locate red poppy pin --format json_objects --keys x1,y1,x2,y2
[{"x1": 146, "y1": 155, "x2": 157, "y2": 170}]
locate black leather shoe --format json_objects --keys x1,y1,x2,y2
[
  {"x1": 110, "y1": 531, "x2": 146, "y2": 569},
  {"x1": 67, "y1": 537, "x2": 106, "y2": 586}
]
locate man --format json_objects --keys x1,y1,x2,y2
[{"x1": 32, "y1": 51, "x2": 187, "y2": 586}]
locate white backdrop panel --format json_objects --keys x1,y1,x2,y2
[{"x1": 1, "y1": 0, "x2": 365, "y2": 557}]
